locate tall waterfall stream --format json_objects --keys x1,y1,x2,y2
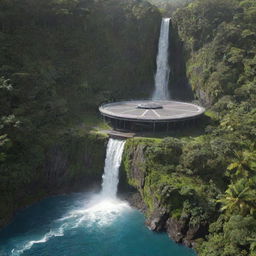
[
  {"x1": 101, "y1": 138, "x2": 126, "y2": 199},
  {"x1": 153, "y1": 17, "x2": 171, "y2": 100}
]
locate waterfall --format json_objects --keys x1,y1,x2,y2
[
  {"x1": 101, "y1": 138, "x2": 126, "y2": 199},
  {"x1": 153, "y1": 17, "x2": 171, "y2": 100}
]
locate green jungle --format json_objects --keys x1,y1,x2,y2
[{"x1": 0, "y1": 0, "x2": 256, "y2": 255}]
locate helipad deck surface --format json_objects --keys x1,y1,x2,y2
[{"x1": 99, "y1": 100, "x2": 205, "y2": 122}]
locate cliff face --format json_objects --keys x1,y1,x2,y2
[
  {"x1": 122, "y1": 137, "x2": 222, "y2": 248},
  {"x1": 168, "y1": 22, "x2": 194, "y2": 101},
  {"x1": 172, "y1": 0, "x2": 256, "y2": 108},
  {"x1": 0, "y1": 132, "x2": 107, "y2": 229}
]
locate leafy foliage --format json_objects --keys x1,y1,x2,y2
[
  {"x1": 147, "y1": 0, "x2": 193, "y2": 15},
  {"x1": 170, "y1": 0, "x2": 256, "y2": 254},
  {"x1": 217, "y1": 179, "x2": 256, "y2": 216}
]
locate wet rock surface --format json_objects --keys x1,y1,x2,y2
[
  {"x1": 167, "y1": 216, "x2": 209, "y2": 247},
  {"x1": 167, "y1": 216, "x2": 190, "y2": 243},
  {"x1": 146, "y1": 208, "x2": 169, "y2": 232},
  {"x1": 124, "y1": 192, "x2": 147, "y2": 213}
]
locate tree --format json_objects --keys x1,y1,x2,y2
[
  {"x1": 227, "y1": 149, "x2": 256, "y2": 178},
  {"x1": 217, "y1": 179, "x2": 256, "y2": 216}
]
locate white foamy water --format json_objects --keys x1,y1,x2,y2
[
  {"x1": 11, "y1": 197, "x2": 131, "y2": 256},
  {"x1": 101, "y1": 138, "x2": 126, "y2": 198},
  {"x1": 153, "y1": 17, "x2": 171, "y2": 100},
  {"x1": 11, "y1": 227, "x2": 66, "y2": 256},
  {"x1": 11, "y1": 138, "x2": 127, "y2": 255},
  {"x1": 66, "y1": 197, "x2": 131, "y2": 228}
]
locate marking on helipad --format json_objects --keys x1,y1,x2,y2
[
  {"x1": 152, "y1": 110, "x2": 161, "y2": 118},
  {"x1": 141, "y1": 110, "x2": 149, "y2": 117}
]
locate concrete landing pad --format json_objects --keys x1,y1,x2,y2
[{"x1": 99, "y1": 100, "x2": 205, "y2": 122}]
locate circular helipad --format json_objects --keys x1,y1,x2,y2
[{"x1": 99, "y1": 100, "x2": 205, "y2": 122}]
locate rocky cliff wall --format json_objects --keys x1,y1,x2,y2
[
  {"x1": 122, "y1": 137, "x2": 220, "y2": 248},
  {"x1": 0, "y1": 132, "x2": 107, "y2": 229}
]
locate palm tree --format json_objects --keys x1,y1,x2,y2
[
  {"x1": 227, "y1": 149, "x2": 256, "y2": 178},
  {"x1": 217, "y1": 179, "x2": 256, "y2": 216}
]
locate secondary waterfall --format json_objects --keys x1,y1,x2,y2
[
  {"x1": 101, "y1": 138, "x2": 126, "y2": 198},
  {"x1": 153, "y1": 17, "x2": 171, "y2": 100}
]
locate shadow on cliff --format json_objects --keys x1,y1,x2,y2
[{"x1": 169, "y1": 21, "x2": 194, "y2": 102}]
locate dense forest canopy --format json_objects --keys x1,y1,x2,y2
[
  {"x1": 148, "y1": 0, "x2": 193, "y2": 14},
  {"x1": 171, "y1": 0, "x2": 256, "y2": 255}
]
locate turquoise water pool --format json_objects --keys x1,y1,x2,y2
[{"x1": 0, "y1": 193, "x2": 196, "y2": 256}]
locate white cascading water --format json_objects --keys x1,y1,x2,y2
[
  {"x1": 152, "y1": 17, "x2": 171, "y2": 100},
  {"x1": 101, "y1": 138, "x2": 126, "y2": 198}
]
